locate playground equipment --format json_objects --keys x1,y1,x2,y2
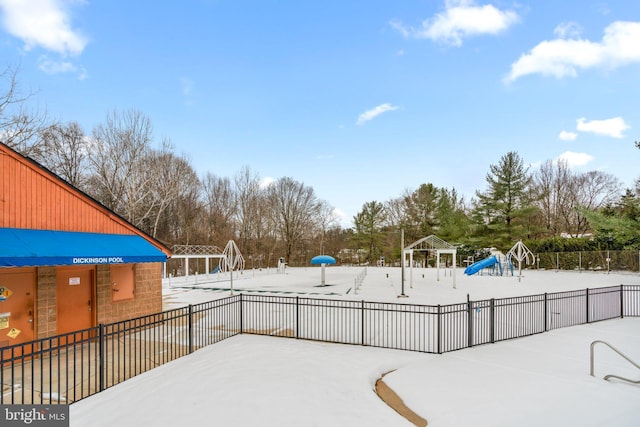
[
  {"x1": 310, "y1": 255, "x2": 336, "y2": 285},
  {"x1": 277, "y1": 257, "x2": 286, "y2": 273},
  {"x1": 220, "y1": 240, "x2": 244, "y2": 295},
  {"x1": 464, "y1": 255, "x2": 498, "y2": 275},
  {"x1": 464, "y1": 253, "x2": 514, "y2": 276},
  {"x1": 507, "y1": 240, "x2": 535, "y2": 282}
]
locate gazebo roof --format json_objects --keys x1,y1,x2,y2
[{"x1": 405, "y1": 234, "x2": 455, "y2": 251}]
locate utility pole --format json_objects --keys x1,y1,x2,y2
[{"x1": 399, "y1": 228, "x2": 407, "y2": 298}]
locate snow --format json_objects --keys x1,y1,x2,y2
[{"x1": 71, "y1": 266, "x2": 640, "y2": 426}]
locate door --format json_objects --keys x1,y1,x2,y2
[
  {"x1": 0, "y1": 268, "x2": 36, "y2": 350},
  {"x1": 56, "y1": 267, "x2": 95, "y2": 335}
]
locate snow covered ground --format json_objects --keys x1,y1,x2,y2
[{"x1": 71, "y1": 266, "x2": 640, "y2": 426}]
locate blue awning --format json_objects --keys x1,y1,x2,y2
[{"x1": 0, "y1": 228, "x2": 168, "y2": 267}]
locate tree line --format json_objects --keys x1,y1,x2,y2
[{"x1": 2, "y1": 66, "x2": 639, "y2": 266}]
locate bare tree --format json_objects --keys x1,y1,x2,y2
[
  {"x1": 87, "y1": 109, "x2": 153, "y2": 224},
  {"x1": 532, "y1": 159, "x2": 574, "y2": 235},
  {"x1": 315, "y1": 200, "x2": 338, "y2": 255},
  {"x1": 169, "y1": 167, "x2": 203, "y2": 245},
  {"x1": 145, "y1": 141, "x2": 197, "y2": 239},
  {"x1": 39, "y1": 121, "x2": 89, "y2": 188},
  {"x1": 571, "y1": 170, "x2": 621, "y2": 236},
  {"x1": 202, "y1": 172, "x2": 237, "y2": 244},
  {"x1": 384, "y1": 196, "x2": 407, "y2": 229},
  {"x1": 266, "y1": 177, "x2": 320, "y2": 263},
  {"x1": 0, "y1": 65, "x2": 53, "y2": 157},
  {"x1": 532, "y1": 160, "x2": 622, "y2": 237},
  {"x1": 234, "y1": 166, "x2": 265, "y2": 253}
]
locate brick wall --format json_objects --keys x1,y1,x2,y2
[
  {"x1": 34, "y1": 263, "x2": 163, "y2": 340},
  {"x1": 96, "y1": 263, "x2": 163, "y2": 324},
  {"x1": 36, "y1": 267, "x2": 57, "y2": 340}
]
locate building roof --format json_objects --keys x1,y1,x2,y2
[{"x1": 0, "y1": 141, "x2": 171, "y2": 258}]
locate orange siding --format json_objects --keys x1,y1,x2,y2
[{"x1": 0, "y1": 145, "x2": 164, "y2": 244}]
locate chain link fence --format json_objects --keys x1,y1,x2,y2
[{"x1": 534, "y1": 250, "x2": 640, "y2": 272}]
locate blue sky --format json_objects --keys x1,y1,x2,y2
[{"x1": 1, "y1": 0, "x2": 639, "y2": 228}]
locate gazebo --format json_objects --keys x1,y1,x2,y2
[{"x1": 404, "y1": 235, "x2": 457, "y2": 288}]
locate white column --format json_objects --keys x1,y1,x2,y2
[
  {"x1": 409, "y1": 250, "x2": 414, "y2": 288},
  {"x1": 452, "y1": 251, "x2": 457, "y2": 289}
]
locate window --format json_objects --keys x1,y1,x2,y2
[{"x1": 110, "y1": 264, "x2": 135, "y2": 302}]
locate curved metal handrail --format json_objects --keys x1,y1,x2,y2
[
  {"x1": 590, "y1": 340, "x2": 640, "y2": 385},
  {"x1": 603, "y1": 374, "x2": 640, "y2": 384}
]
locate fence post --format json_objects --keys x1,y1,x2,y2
[
  {"x1": 99, "y1": 324, "x2": 105, "y2": 393},
  {"x1": 579, "y1": 251, "x2": 582, "y2": 273},
  {"x1": 586, "y1": 288, "x2": 590, "y2": 324},
  {"x1": 620, "y1": 284, "x2": 624, "y2": 319},
  {"x1": 467, "y1": 295, "x2": 473, "y2": 348},
  {"x1": 239, "y1": 294, "x2": 244, "y2": 334},
  {"x1": 437, "y1": 305, "x2": 442, "y2": 354},
  {"x1": 361, "y1": 300, "x2": 365, "y2": 346},
  {"x1": 296, "y1": 296, "x2": 300, "y2": 339},
  {"x1": 188, "y1": 304, "x2": 193, "y2": 354},
  {"x1": 544, "y1": 293, "x2": 548, "y2": 332},
  {"x1": 490, "y1": 299, "x2": 495, "y2": 344}
]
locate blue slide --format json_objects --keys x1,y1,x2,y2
[{"x1": 464, "y1": 255, "x2": 498, "y2": 275}]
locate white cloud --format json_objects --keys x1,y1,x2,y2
[
  {"x1": 0, "y1": 0, "x2": 87, "y2": 56},
  {"x1": 576, "y1": 117, "x2": 629, "y2": 138},
  {"x1": 505, "y1": 21, "x2": 640, "y2": 82},
  {"x1": 553, "y1": 22, "x2": 583, "y2": 39},
  {"x1": 558, "y1": 130, "x2": 578, "y2": 141},
  {"x1": 38, "y1": 55, "x2": 87, "y2": 79},
  {"x1": 259, "y1": 176, "x2": 275, "y2": 189},
  {"x1": 391, "y1": 0, "x2": 519, "y2": 46},
  {"x1": 356, "y1": 103, "x2": 399, "y2": 125},
  {"x1": 558, "y1": 151, "x2": 594, "y2": 167}
]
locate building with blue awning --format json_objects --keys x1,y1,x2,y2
[
  {"x1": 0, "y1": 142, "x2": 172, "y2": 347},
  {"x1": 0, "y1": 228, "x2": 167, "y2": 267}
]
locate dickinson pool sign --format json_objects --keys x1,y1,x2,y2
[{"x1": 72, "y1": 257, "x2": 125, "y2": 265}]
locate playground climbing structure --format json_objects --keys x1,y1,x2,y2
[{"x1": 506, "y1": 240, "x2": 535, "y2": 282}]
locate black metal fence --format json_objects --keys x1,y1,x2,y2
[
  {"x1": 1, "y1": 285, "x2": 639, "y2": 405},
  {"x1": 0, "y1": 296, "x2": 239, "y2": 405}
]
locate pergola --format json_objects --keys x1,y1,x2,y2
[
  {"x1": 404, "y1": 235, "x2": 457, "y2": 289},
  {"x1": 165, "y1": 244, "x2": 225, "y2": 278},
  {"x1": 166, "y1": 242, "x2": 245, "y2": 279}
]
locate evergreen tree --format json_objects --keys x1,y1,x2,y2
[
  {"x1": 473, "y1": 151, "x2": 535, "y2": 248},
  {"x1": 353, "y1": 201, "x2": 387, "y2": 263},
  {"x1": 403, "y1": 183, "x2": 439, "y2": 241},
  {"x1": 583, "y1": 188, "x2": 640, "y2": 249},
  {"x1": 435, "y1": 187, "x2": 470, "y2": 242}
]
